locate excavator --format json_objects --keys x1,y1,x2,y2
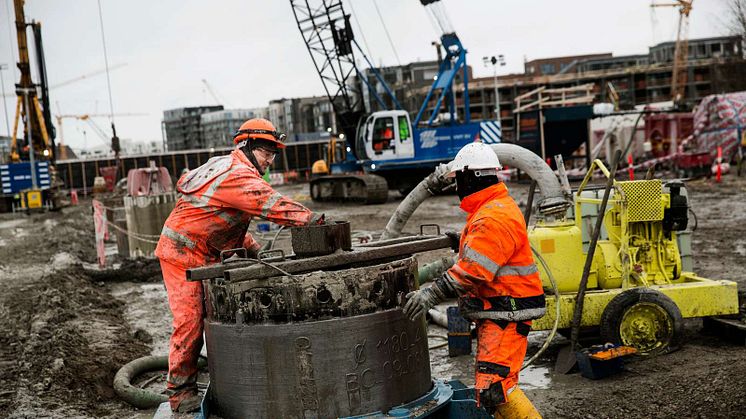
[{"x1": 292, "y1": 0, "x2": 501, "y2": 204}]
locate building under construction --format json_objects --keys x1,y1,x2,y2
[{"x1": 161, "y1": 36, "x2": 744, "y2": 148}]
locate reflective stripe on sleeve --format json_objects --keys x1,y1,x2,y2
[
  {"x1": 497, "y1": 264, "x2": 539, "y2": 277},
  {"x1": 161, "y1": 226, "x2": 197, "y2": 249},
  {"x1": 260, "y1": 192, "x2": 284, "y2": 217},
  {"x1": 462, "y1": 245, "x2": 500, "y2": 275}
]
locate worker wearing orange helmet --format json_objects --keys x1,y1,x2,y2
[
  {"x1": 155, "y1": 118, "x2": 324, "y2": 412},
  {"x1": 403, "y1": 142, "x2": 545, "y2": 418}
]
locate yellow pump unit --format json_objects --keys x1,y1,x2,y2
[{"x1": 528, "y1": 160, "x2": 739, "y2": 355}]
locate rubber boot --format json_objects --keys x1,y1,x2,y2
[
  {"x1": 171, "y1": 392, "x2": 202, "y2": 413},
  {"x1": 494, "y1": 387, "x2": 541, "y2": 419}
]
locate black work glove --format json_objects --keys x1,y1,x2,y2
[{"x1": 444, "y1": 230, "x2": 461, "y2": 252}]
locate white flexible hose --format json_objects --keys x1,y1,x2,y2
[{"x1": 381, "y1": 144, "x2": 571, "y2": 240}]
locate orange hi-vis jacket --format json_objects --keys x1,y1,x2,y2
[
  {"x1": 447, "y1": 183, "x2": 546, "y2": 322},
  {"x1": 155, "y1": 149, "x2": 313, "y2": 268}
]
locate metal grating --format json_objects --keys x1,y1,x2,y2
[{"x1": 618, "y1": 180, "x2": 664, "y2": 222}]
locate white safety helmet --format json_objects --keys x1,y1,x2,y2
[{"x1": 446, "y1": 142, "x2": 502, "y2": 178}]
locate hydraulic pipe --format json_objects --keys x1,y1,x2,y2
[{"x1": 417, "y1": 256, "x2": 456, "y2": 285}]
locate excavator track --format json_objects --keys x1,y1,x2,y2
[{"x1": 310, "y1": 174, "x2": 388, "y2": 204}]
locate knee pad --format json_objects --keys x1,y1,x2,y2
[{"x1": 478, "y1": 381, "x2": 506, "y2": 414}]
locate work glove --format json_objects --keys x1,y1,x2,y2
[
  {"x1": 309, "y1": 213, "x2": 326, "y2": 225},
  {"x1": 402, "y1": 273, "x2": 467, "y2": 321},
  {"x1": 403, "y1": 287, "x2": 444, "y2": 321},
  {"x1": 444, "y1": 230, "x2": 461, "y2": 253}
]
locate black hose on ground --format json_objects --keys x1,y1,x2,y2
[{"x1": 114, "y1": 355, "x2": 207, "y2": 409}]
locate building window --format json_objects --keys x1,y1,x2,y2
[{"x1": 540, "y1": 63, "x2": 555, "y2": 75}]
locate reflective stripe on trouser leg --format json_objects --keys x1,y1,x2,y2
[
  {"x1": 474, "y1": 320, "x2": 530, "y2": 412},
  {"x1": 161, "y1": 260, "x2": 204, "y2": 399}
]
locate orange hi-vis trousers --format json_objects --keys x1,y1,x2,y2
[
  {"x1": 161, "y1": 260, "x2": 204, "y2": 408},
  {"x1": 474, "y1": 319, "x2": 531, "y2": 412}
]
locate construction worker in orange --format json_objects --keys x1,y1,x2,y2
[
  {"x1": 155, "y1": 118, "x2": 324, "y2": 412},
  {"x1": 403, "y1": 142, "x2": 545, "y2": 418}
]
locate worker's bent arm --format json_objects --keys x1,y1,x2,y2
[
  {"x1": 214, "y1": 172, "x2": 314, "y2": 226},
  {"x1": 447, "y1": 217, "x2": 517, "y2": 292}
]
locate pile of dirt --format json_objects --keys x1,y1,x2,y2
[
  {"x1": 0, "y1": 202, "x2": 152, "y2": 417},
  {"x1": 86, "y1": 257, "x2": 163, "y2": 283},
  {"x1": 0, "y1": 266, "x2": 150, "y2": 417}
]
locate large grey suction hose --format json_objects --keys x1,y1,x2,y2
[
  {"x1": 381, "y1": 163, "x2": 452, "y2": 240},
  {"x1": 381, "y1": 143, "x2": 570, "y2": 240}
]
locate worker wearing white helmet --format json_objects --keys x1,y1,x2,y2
[{"x1": 404, "y1": 141, "x2": 545, "y2": 417}]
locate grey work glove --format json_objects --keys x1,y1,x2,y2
[
  {"x1": 403, "y1": 287, "x2": 444, "y2": 321},
  {"x1": 444, "y1": 231, "x2": 461, "y2": 252},
  {"x1": 402, "y1": 273, "x2": 466, "y2": 321}
]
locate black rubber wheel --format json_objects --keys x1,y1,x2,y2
[{"x1": 600, "y1": 288, "x2": 683, "y2": 356}]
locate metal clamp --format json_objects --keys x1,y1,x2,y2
[
  {"x1": 257, "y1": 248, "x2": 286, "y2": 262},
  {"x1": 220, "y1": 247, "x2": 248, "y2": 263},
  {"x1": 419, "y1": 224, "x2": 441, "y2": 236}
]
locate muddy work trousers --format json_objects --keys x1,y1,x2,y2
[
  {"x1": 161, "y1": 260, "x2": 204, "y2": 408},
  {"x1": 474, "y1": 319, "x2": 531, "y2": 413}
]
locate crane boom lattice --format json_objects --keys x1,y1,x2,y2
[{"x1": 290, "y1": 0, "x2": 364, "y2": 144}]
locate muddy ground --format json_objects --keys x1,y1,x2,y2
[{"x1": 0, "y1": 174, "x2": 744, "y2": 418}]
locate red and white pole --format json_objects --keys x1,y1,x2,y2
[{"x1": 716, "y1": 146, "x2": 723, "y2": 183}]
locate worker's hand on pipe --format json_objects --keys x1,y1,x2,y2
[
  {"x1": 444, "y1": 231, "x2": 461, "y2": 252},
  {"x1": 402, "y1": 287, "x2": 442, "y2": 321},
  {"x1": 309, "y1": 212, "x2": 326, "y2": 225}
]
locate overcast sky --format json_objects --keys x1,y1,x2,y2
[{"x1": 0, "y1": 0, "x2": 732, "y2": 151}]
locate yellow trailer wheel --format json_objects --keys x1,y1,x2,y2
[
  {"x1": 619, "y1": 303, "x2": 673, "y2": 354},
  {"x1": 600, "y1": 288, "x2": 683, "y2": 356}
]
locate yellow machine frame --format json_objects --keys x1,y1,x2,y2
[{"x1": 530, "y1": 159, "x2": 739, "y2": 333}]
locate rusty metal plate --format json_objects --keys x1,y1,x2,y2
[{"x1": 291, "y1": 221, "x2": 352, "y2": 257}]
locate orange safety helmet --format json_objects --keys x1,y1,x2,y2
[{"x1": 233, "y1": 118, "x2": 287, "y2": 149}]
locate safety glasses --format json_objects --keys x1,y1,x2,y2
[{"x1": 255, "y1": 146, "x2": 279, "y2": 160}]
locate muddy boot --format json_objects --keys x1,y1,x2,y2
[
  {"x1": 170, "y1": 392, "x2": 202, "y2": 413},
  {"x1": 495, "y1": 387, "x2": 541, "y2": 419}
]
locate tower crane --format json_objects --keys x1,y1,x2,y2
[
  {"x1": 54, "y1": 109, "x2": 147, "y2": 159},
  {"x1": 201, "y1": 79, "x2": 230, "y2": 107},
  {"x1": 651, "y1": 0, "x2": 694, "y2": 107}
]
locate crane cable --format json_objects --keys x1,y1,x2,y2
[
  {"x1": 346, "y1": 0, "x2": 374, "y2": 61},
  {"x1": 371, "y1": 0, "x2": 401, "y2": 66},
  {"x1": 96, "y1": 0, "x2": 116, "y2": 131}
]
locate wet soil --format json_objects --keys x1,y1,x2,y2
[
  {"x1": 0, "y1": 204, "x2": 150, "y2": 418},
  {"x1": 1, "y1": 174, "x2": 744, "y2": 418}
]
